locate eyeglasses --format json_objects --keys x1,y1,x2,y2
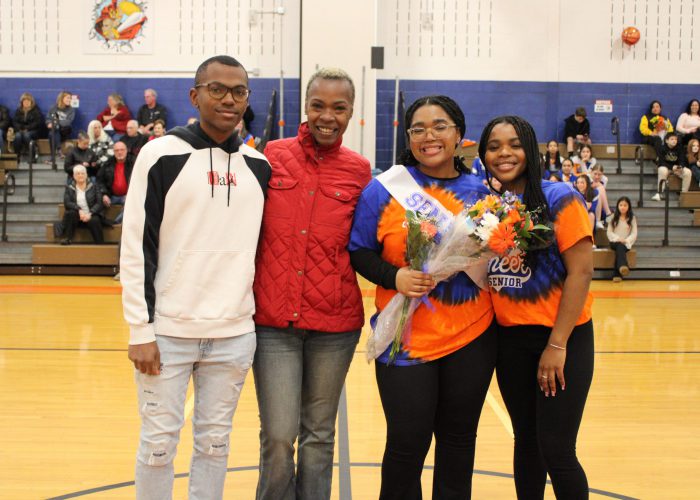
[
  {"x1": 407, "y1": 123, "x2": 459, "y2": 141},
  {"x1": 195, "y1": 82, "x2": 251, "y2": 102}
]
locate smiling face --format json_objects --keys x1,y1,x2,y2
[
  {"x1": 190, "y1": 62, "x2": 249, "y2": 144},
  {"x1": 304, "y1": 78, "x2": 353, "y2": 147},
  {"x1": 73, "y1": 168, "x2": 87, "y2": 184},
  {"x1": 691, "y1": 140, "x2": 700, "y2": 154},
  {"x1": 575, "y1": 176, "x2": 588, "y2": 193},
  {"x1": 153, "y1": 122, "x2": 164, "y2": 137},
  {"x1": 407, "y1": 104, "x2": 461, "y2": 177},
  {"x1": 483, "y1": 123, "x2": 527, "y2": 192},
  {"x1": 691, "y1": 101, "x2": 700, "y2": 115},
  {"x1": 62, "y1": 94, "x2": 72, "y2": 107}
]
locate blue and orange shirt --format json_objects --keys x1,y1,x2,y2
[
  {"x1": 487, "y1": 181, "x2": 594, "y2": 327},
  {"x1": 349, "y1": 166, "x2": 494, "y2": 365}
]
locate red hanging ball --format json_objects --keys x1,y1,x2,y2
[{"x1": 622, "y1": 26, "x2": 641, "y2": 46}]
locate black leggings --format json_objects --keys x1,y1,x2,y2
[
  {"x1": 375, "y1": 322, "x2": 497, "y2": 500},
  {"x1": 609, "y1": 242, "x2": 629, "y2": 277},
  {"x1": 496, "y1": 321, "x2": 594, "y2": 500}
]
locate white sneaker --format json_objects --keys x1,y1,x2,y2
[
  {"x1": 651, "y1": 193, "x2": 661, "y2": 201},
  {"x1": 595, "y1": 221, "x2": 605, "y2": 230}
]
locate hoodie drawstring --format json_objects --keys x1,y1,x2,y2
[
  {"x1": 209, "y1": 147, "x2": 214, "y2": 199},
  {"x1": 226, "y1": 152, "x2": 232, "y2": 207}
]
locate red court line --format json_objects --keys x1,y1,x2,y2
[{"x1": 2, "y1": 285, "x2": 700, "y2": 299}]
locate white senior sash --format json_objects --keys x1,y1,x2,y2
[
  {"x1": 376, "y1": 165, "x2": 455, "y2": 230},
  {"x1": 376, "y1": 164, "x2": 488, "y2": 289}
]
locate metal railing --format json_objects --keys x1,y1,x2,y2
[
  {"x1": 27, "y1": 140, "x2": 36, "y2": 203},
  {"x1": 257, "y1": 89, "x2": 278, "y2": 153},
  {"x1": 1, "y1": 171, "x2": 16, "y2": 242},
  {"x1": 611, "y1": 116, "x2": 622, "y2": 174},
  {"x1": 48, "y1": 114, "x2": 59, "y2": 171},
  {"x1": 662, "y1": 179, "x2": 670, "y2": 246},
  {"x1": 635, "y1": 145, "x2": 645, "y2": 208}
]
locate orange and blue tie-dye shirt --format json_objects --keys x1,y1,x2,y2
[
  {"x1": 487, "y1": 181, "x2": 594, "y2": 327},
  {"x1": 349, "y1": 166, "x2": 494, "y2": 366}
]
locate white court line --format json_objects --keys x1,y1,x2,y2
[{"x1": 486, "y1": 390, "x2": 514, "y2": 438}]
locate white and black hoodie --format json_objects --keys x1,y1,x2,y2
[{"x1": 121, "y1": 123, "x2": 271, "y2": 345}]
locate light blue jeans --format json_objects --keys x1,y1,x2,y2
[
  {"x1": 253, "y1": 326, "x2": 360, "y2": 500},
  {"x1": 134, "y1": 333, "x2": 256, "y2": 500}
]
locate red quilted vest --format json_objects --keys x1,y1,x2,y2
[{"x1": 253, "y1": 123, "x2": 372, "y2": 332}]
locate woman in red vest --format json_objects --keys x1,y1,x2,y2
[{"x1": 252, "y1": 68, "x2": 371, "y2": 500}]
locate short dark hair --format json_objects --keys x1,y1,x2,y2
[
  {"x1": 77, "y1": 131, "x2": 89, "y2": 141},
  {"x1": 665, "y1": 132, "x2": 678, "y2": 141},
  {"x1": 398, "y1": 95, "x2": 468, "y2": 173},
  {"x1": 194, "y1": 55, "x2": 247, "y2": 85},
  {"x1": 575, "y1": 107, "x2": 587, "y2": 118}
]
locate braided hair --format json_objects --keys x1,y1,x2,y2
[
  {"x1": 398, "y1": 95, "x2": 470, "y2": 174},
  {"x1": 478, "y1": 115, "x2": 552, "y2": 227}
]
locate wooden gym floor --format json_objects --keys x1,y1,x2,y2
[{"x1": 0, "y1": 275, "x2": 698, "y2": 499}]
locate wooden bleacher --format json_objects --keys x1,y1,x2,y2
[
  {"x1": 30, "y1": 204, "x2": 123, "y2": 268},
  {"x1": 593, "y1": 227, "x2": 637, "y2": 270}
]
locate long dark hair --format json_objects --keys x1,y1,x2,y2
[
  {"x1": 686, "y1": 99, "x2": 700, "y2": 115},
  {"x1": 575, "y1": 174, "x2": 595, "y2": 202},
  {"x1": 611, "y1": 196, "x2": 635, "y2": 231},
  {"x1": 478, "y1": 116, "x2": 552, "y2": 226},
  {"x1": 398, "y1": 95, "x2": 469, "y2": 174},
  {"x1": 646, "y1": 100, "x2": 662, "y2": 119},
  {"x1": 544, "y1": 140, "x2": 562, "y2": 172}
]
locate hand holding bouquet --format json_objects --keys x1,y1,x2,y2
[{"x1": 367, "y1": 192, "x2": 551, "y2": 363}]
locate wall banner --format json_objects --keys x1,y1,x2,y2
[{"x1": 84, "y1": 0, "x2": 153, "y2": 54}]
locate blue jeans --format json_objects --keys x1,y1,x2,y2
[
  {"x1": 253, "y1": 326, "x2": 360, "y2": 500},
  {"x1": 110, "y1": 194, "x2": 127, "y2": 223},
  {"x1": 134, "y1": 333, "x2": 256, "y2": 500}
]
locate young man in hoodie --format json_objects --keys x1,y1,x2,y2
[{"x1": 120, "y1": 55, "x2": 271, "y2": 499}]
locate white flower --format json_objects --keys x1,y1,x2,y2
[{"x1": 475, "y1": 212, "x2": 500, "y2": 243}]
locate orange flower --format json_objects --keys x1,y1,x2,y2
[
  {"x1": 420, "y1": 220, "x2": 438, "y2": 238},
  {"x1": 502, "y1": 209, "x2": 522, "y2": 226},
  {"x1": 488, "y1": 223, "x2": 517, "y2": 256}
]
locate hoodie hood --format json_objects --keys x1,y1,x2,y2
[{"x1": 167, "y1": 122, "x2": 242, "y2": 154}]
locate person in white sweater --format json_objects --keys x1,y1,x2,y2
[
  {"x1": 675, "y1": 99, "x2": 700, "y2": 145},
  {"x1": 606, "y1": 196, "x2": 638, "y2": 282},
  {"x1": 121, "y1": 55, "x2": 271, "y2": 499}
]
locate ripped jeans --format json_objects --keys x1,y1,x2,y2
[{"x1": 134, "y1": 333, "x2": 256, "y2": 500}]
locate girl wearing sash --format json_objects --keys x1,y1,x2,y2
[
  {"x1": 349, "y1": 95, "x2": 496, "y2": 499},
  {"x1": 479, "y1": 116, "x2": 594, "y2": 500}
]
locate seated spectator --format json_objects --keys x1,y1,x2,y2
[
  {"x1": 640, "y1": 100, "x2": 673, "y2": 159},
  {"x1": 60, "y1": 164, "x2": 104, "y2": 245},
  {"x1": 96, "y1": 93, "x2": 131, "y2": 138},
  {"x1": 575, "y1": 174, "x2": 600, "y2": 231},
  {"x1": 97, "y1": 141, "x2": 133, "y2": 224},
  {"x1": 571, "y1": 144, "x2": 597, "y2": 176},
  {"x1": 606, "y1": 196, "x2": 637, "y2": 283},
  {"x1": 675, "y1": 99, "x2": 700, "y2": 146},
  {"x1": 0, "y1": 102, "x2": 10, "y2": 152},
  {"x1": 684, "y1": 138, "x2": 700, "y2": 186},
  {"x1": 136, "y1": 88, "x2": 167, "y2": 135},
  {"x1": 64, "y1": 131, "x2": 98, "y2": 180},
  {"x1": 46, "y1": 91, "x2": 75, "y2": 159},
  {"x1": 550, "y1": 157, "x2": 577, "y2": 183},
  {"x1": 564, "y1": 107, "x2": 591, "y2": 157},
  {"x1": 542, "y1": 139, "x2": 563, "y2": 179},
  {"x1": 589, "y1": 164, "x2": 611, "y2": 226},
  {"x1": 121, "y1": 119, "x2": 148, "y2": 157},
  {"x1": 652, "y1": 132, "x2": 692, "y2": 201},
  {"x1": 12, "y1": 92, "x2": 43, "y2": 161},
  {"x1": 87, "y1": 120, "x2": 114, "y2": 172},
  {"x1": 147, "y1": 119, "x2": 165, "y2": 141}
]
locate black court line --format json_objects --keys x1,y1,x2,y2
[{"x1": 46, "y1": 464, "x2": 639, "y2": 500}]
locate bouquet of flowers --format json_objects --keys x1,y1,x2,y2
[{"x1": 367, "y1": 192, "x2": 551, "y2": 363}]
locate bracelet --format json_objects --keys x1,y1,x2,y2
[{"x1": 548, "y1": 343, "x2": 566, "y2": 351}]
